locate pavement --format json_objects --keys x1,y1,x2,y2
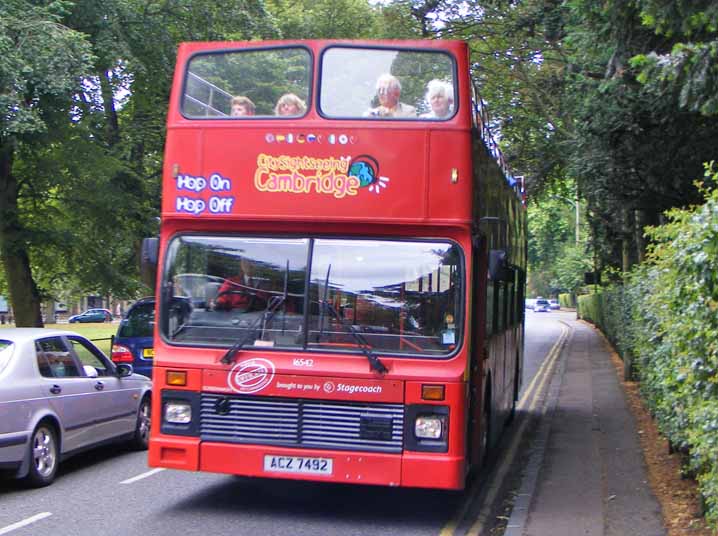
[{"x1": 506, "y1": 317, "x2": 666, "y2": 536}]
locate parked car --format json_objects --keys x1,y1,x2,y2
[
  {"x1": 533, "y1": 298, "x2": 551, "y2": 312},
  {"x1": 111, "y1": 297, "x2": 155, "y2": 378},
  {"x1": 68, "y1": 308, "x2": 112, "y2": 323},
  {"x1": 549, "y1": 299, "x2": 560, "y2": 310},
  {"x1": 0, "y1": 328, "x2": 151, "y2": 487}
]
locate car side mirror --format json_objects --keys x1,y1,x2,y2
[
  {"x1": 141, "y1": 237, "x2": 159, "y2": 291},
  {"x1": 488, "y1": 249, "x2": 512, "y2": 282},
  {"x1": 83, "y1": 365, "x2": 99, "y2": 378},
  {"x1": 116, "y1": 363, "x2": 134, "y2": 377}
]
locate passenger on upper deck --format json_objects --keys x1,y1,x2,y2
[
  {"x1": 364, "y1": 74, "x2": 416, "y2": 119},
  {"x1": 231, "y1": 96, "x2": 255, "y2": 117},
  {"x1": 275, "y1": 93, "x2": 306, "y2": 116},
  {"x1": 420, "y1": 79, "x2": 453, "y2": 119}
]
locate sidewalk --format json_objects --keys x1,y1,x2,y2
[{"x1": 508, "y1": 318, "x2": 666, "y2": 536}]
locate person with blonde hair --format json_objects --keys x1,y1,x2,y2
[
  {"x1": 364, "y1": 74, "x2": 416, "y2": 118},
  {"x1": 231, "y1": 96, "x2": 255, "y2": 117},
  {"x1": 421, "y1": 80, "x2": 454, "y2": 118},
  {"x1": 275, "y1": 93, "x2": 306, "y2": 116}
]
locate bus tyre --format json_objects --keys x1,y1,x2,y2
[
  {"x1": 130, "y1": 396, "x2": 151, "y2": 450},
  {"x1": 25, "y1": 424, "x2": 58, "y2": 487},
  {"x1": 477, "y1": 396, "x2": 491, "y2": 469},
  {"x1": 508, "y1": 359, "x2": 519, "y2": 424}
]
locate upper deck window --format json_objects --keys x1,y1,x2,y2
[
  {"x1": 182, "y1": 47, "x2": 311, "y2": 119},
  {"x1": 320, "y1": 47, "x2": 456, "y2": 120}
]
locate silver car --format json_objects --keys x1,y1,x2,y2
[{"x1": 0, "y1": 328, "x2": 152, "y2": 487}]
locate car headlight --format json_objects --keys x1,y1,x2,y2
[
  {"x1": 415, "y1": 415, "x2": 445, "y2": 439},
  {"x1": 164, "y1": 401, "x2": 192, "y2": 424}
]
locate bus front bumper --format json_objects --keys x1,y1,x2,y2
[{"x1": 149, "y1": 437, "x2": 465, "y2": 489}]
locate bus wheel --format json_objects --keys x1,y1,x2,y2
[
  {"x1": 477, "y1": 395, "x2": 491, "y2": 468},
  {"x1": 508, "y1": 359, "x2": 519, "y2": 424}
]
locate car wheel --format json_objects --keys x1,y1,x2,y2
[
  {"x1": 130, "y1": 396, "x2": 151, "y2": 450},
  {"x1": 25, "y1": 424, "x2": 59, "y2": 487}
]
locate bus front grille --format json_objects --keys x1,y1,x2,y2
[{"x1": 200, "y1": 393, "x2": 404, "y2": 453}]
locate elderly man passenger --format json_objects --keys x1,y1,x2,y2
[
  {"x1": 421, "y1": 80, "x2": 454, "y2": 118},
  {"x1": 364, "y1": 74, "x2": 416, "y2": 118}
]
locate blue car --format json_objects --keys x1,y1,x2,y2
[
  {"x1": 111, "y1": 298, "x2": 155, "y2": 378},
  {"x1": 68, "y1": 308, "x2": 112, "y2": 323}
]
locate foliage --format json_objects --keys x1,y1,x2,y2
[
  {"x1": 632, "y1": 0, "x2": 718, "y2": 116},
  {"x1": 526, "y1": 184, "x2": 591, "y2": 297},
  {"x1": 579, "y1": 164, "x2": 718, "y2": 527},
  {"x1": 558, "y1": 292, "x2": 575, "y2": 308},
  {"x1": 267, "y1": 0, "x2": 383, "y2": 39}
]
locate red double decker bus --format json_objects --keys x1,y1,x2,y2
[{"x1": 146, "y1": 39, "x2": 526, "y2": 490}]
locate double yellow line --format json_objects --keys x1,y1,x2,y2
[{"x1": 440, "y1": 323, "x2": 570, "y2": 536}]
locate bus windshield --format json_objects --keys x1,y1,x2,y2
[
  {"x1": 161, "y1": 235, "x2": 463, "y2": 357},
  {"x1": 320, "y1": 46, "x2": 456, "y2": 120},
  {"x1": 182, "y1": 46, "x2": 311, "y2": 118}
]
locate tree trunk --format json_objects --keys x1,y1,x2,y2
[
  {"x1": 100, "y1": 69, "x2": 120, "y2": 147},
  {"x1": 0, "y1": 141, "x2": 43, "y2": 327},
  {"x1": 621, "y1": 207, "x2": 633, "y2": 274},
  {"x1": 634, "y1": 209, "x2": 647, "y2": 264}
]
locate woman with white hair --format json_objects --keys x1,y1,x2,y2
[{"x1": 421, "y1": 79, "x2": 454, "y2": 118}]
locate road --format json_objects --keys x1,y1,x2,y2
[{"x1": 0, "y1": 310, "x2": 571, "y2": 536}]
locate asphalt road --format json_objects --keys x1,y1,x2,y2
[{"x1": 0, "y1": 310, "x2": 571, "y2": 536}]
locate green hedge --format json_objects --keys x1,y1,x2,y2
[
  {"x1": 558, "y1": 292, "x2": 576, "y2": 308},
  {"x1": 577, "y1": 172, "x2": 718, "y2": 526}
]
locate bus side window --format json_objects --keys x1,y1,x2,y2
[{"x1": 486, "y1": 281, "x2": 495, "y2": 336}]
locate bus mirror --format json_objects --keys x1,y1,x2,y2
[
  {"x1": 488, "y1": 249, "x2": 510, "y2": 282},
  {"x1": 140, "y1": 237, "x2": 159, "y2": 291}
]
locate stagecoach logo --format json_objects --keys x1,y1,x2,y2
[
  {"x1": 323, "y1": 381, "x2": 336, "y2": 394},
  {"x1": 228, "y1": 358, "x2": 275, "y2": 394},
  {"x1": 254, "y1": 153, "x2": 390, "y2": 198}
]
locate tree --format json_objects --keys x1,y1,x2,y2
[
  {"x1": 633, "y1": 0, "x2": 718, "y2": 116},
  {"x1": 0, "y1": 0, "x2": 93, "y2": 326},
  {"x1": 1, "y1": 0, "x2": 280, "y2": 326}
]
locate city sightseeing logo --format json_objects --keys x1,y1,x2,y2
[
  {"x1": 228, "y1": 358, "x2": 275, "y2": 394},
  {"x1": 254, "y1": 154, "x2": 390, "y2": 198}
]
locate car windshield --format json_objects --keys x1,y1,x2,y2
[
  {"x1": 0, "y1": 340, "x2": 14, "y2": 374},
  {"x1": 118, "y1": 302, "x2": 155, "y2": 338},
  {"x1": 161, "y1": 235, "x2": 463, "y2": 358}
]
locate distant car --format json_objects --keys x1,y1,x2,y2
[
  {"x1": 68, "y1": 308, "x2": 112, "y2": 323},
  {"x1": 0, "y1": 328, "x2": 151, "y2": 487},
  {"x1": 525, "y1": 299, "x2": 536, "y2": 310},
  {"x1": 111, "y1": 297, "x2": 155, "y2": 378},
  {"x1": 549, "y1": 299, "x2": 560, "y2": 310},
  {"x1": 534, "y1": 298, "x2": 551, "y2": 312}
]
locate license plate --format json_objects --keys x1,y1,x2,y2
[
  {"x1": 143, "y1": 348, "x2": 154, "y2": 358},
  {"x1": 263, "y1": 455, "x2": 333, "y2": 475}
]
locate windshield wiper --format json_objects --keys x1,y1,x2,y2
[
  {"x1": 316, "y1": 264, "x2": 387, "y2": 375},
  {"x1": 221, "y1": 262, "x2": 289, "y2": 365},
  {"x1": 318, "y1": 299, "x2": 388, "y2": 375}
]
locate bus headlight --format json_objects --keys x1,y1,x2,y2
[
  {"x1": 164, "y1": 401, "x2": 192, "y2": 424},
  {"x1": 415, "y1": 415, "x2": 445, "y2": 439}
]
